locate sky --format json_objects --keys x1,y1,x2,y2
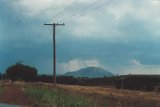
[{"x1": 1, "y1": 0, "x2": 160, "y2": 75}]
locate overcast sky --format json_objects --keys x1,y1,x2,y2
[{"x1": 1, "y1": 0, "x2": 160, "y2": 75}]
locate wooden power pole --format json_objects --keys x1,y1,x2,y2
[{"x1": 44, "y1": 23, "x2": 65, "y2": 86}]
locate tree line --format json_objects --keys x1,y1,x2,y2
[{"x1": 0, "y1": 63, "x2": 160, "y2": 92}]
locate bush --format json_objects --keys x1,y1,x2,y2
[{"x1": 6, "y1": 63, "x2": 38, "y2": 81}]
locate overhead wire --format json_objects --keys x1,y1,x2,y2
[
  {"x1": 78, "y1": 0, "x2": 113, "y2": 18},
  {"x1": 47, "y1": 0, "x2": 78, "y2": 23},
  {"x1": 59, "y1": 0, "x2": 103, "y2": 23},
  {"x1": 60, "y1": 0, "x2": 113, "y2": 24},
  {"x1": 43, "y1": 0, "x2": 113, "y2": 34},
  {"x1": 42, "y1": 0, "x2": 78, "y2": 46}
]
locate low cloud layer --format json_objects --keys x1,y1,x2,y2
[{"x1": 57, "y1": 59, "x2": 103, "y2": 74}]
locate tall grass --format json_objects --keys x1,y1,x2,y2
[
  {"x1": 24, "y1": 85, "x2": 92, "y2": 107},
  {"x1": 0, "y1": 83, "x2": 4, "y2": 95},
  {"x1": 58, "y1": 84, "x2": 160, "y2": 107}
]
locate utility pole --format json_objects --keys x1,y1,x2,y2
[{"x1": 44, "y1": 23, "x2": 65, "y2": 86}]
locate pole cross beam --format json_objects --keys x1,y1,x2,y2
[{"x1": 44, "y1": 23, "x2": 65, "y2": 86}]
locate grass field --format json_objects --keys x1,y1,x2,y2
[
  {"x1": 0, "y1": 81, "x2": 160, "y2": 107},
  {"x1": 57, "y1": 84, "x2": 160, "y2": 107},
  {"x1": 0, "y1": 82, "x2": 92, "y2": 107},
  {"x1": 24, "y1": 84, "x2": 91, "y2": 107}
]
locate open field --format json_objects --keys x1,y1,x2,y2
[
  {"x1": 58, "y1": 84, "x2": 160, "y2": 107},
  {"x1": 0, "y1": 81, "x2": 160, "y2": 107}
]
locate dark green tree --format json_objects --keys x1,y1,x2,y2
[{"x1": 6, "y1": 62, "x2": 38, "y2": 81}]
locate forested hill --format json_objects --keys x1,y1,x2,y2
[{"x1": 62, "y1": 67, "x2": 114, "y2": 78}]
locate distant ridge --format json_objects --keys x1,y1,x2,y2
[{"x1": 62, "y1": 67, "x2": 114, "y2": 78}]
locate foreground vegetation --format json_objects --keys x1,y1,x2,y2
[
  {"x1": 1, "y1": 63, "x2": 160, "y2": 107},
  {"x1": 58, "y1": 84, "x2": 160, "y2": 107},
  {"x1": 24, "y1": 84, "x2": 91, "y2": 107},
  {"x1": 0, "y1": 82, "x2": 92, "y2": 107},
  {"x1": 0, "y1": 83, "x2": 4, "y2": 95},
  {"x1": 0, "y1": 81, "x2": 160, "y2": 107}
]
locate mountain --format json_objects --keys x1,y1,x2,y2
[{"x1": 62, "y1": 67, "x2": 114, "y2": 78}]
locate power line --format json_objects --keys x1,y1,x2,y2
[
  {"x1": 62, "y1": 0, "x2": 113, "y2": 23},
  {"x1": 59, "y1": 0, "x2": 103, "y2": 23},
  {"x1": 79, "y1": 0, "x2": 113, "y2": 18},
  {"x1": 42, "y1": 0, "x2": 113, "y2": 37},
  {"x1": 47, "y1": 0, "x2": 78, "y2": 23}
]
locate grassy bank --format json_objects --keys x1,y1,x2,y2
[{"x1": 24, "y1": 85, "x2": 92, "y2": 107}]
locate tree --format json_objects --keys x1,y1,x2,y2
[{"x1": 6, "y1": 62, "x2": 38, "y2": 81}]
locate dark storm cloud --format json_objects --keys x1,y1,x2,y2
[{"x1": 1, "y1": 0, "x2": 160, "y2": 74}]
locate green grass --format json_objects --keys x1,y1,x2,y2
[{"x1": 24, "y1": 85, "x2": 92, "y2": 107}]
